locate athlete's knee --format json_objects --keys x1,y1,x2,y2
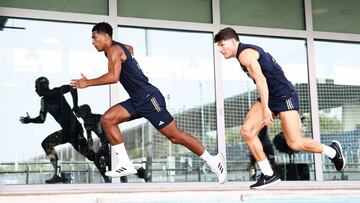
[
  {"x1": 164, "y1": 129, "x2": 185, "y2": 145},
  {"x1": 286, "y1": 139, "x2": 303, "y2": 151},
  {"x1": 166, "y1": 134, "x2": 183, "y2": 144},
  {"x1": 240, "y1": 126, "x2": 256, "y2": 140},
  {"x1": 41, "y1": 140, "x2": 52, "y2": 153},
  {"x1": 100, "y1": 113, "x2": 114, "y2": 127}
]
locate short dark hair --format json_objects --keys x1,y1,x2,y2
[
  {"x1": 92, "y1": 22, "x2": 113, "y2": 37},
  {"x1": 214, "y1": 27, "x2": 239, "y2": 42}
]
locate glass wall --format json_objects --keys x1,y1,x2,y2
[
  {"x1": 1, "y1": 0, "x2": 360, "y2": 186},
  {"x1": 0, "y1": 0, "x2": 108, "y2": 15},
  {"x1": 220, "y1": 0, "x2": 305, "y2": 30},
  {"x1": 0, "y1": 18, "x2": 109, "y2": 184},
  {"x1": 118, "y1": 27, "x2": 218, "y2": 182},
  {"x1": 312, "y1": 0, "x2": 360, "y2": 34},
  {"x1": 314, "y1": 41, "x2": 360, "y2": 180},
  {"x1": 117, "y1": 0, "x2": 212, "y2": 23},
  {"x1": 222, "y1": 36, "x2": 314, "y2": 181}
]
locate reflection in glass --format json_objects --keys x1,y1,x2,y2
[
  {"x1": 315, "y1": 41, "x2": 360, "y2": 180},
  {"x1": 19, "y1": 77, "x2": 110, "y2": 183},
  {"x1": 0, "y1": 18, "x2": 109, "y2": 184}
]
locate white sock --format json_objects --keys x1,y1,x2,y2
[
  {"x1": 112, "y1": 143, "x2": 132, "y2": 166},
  {"x1": 200, "y1": 150, "x2": 218, "y2": 169},
  {"x1": 258, "y1": 159, "x2": 274, "y2": 176},
  {"x1": 322, "y1": 144, "x2": 336, "y2": 159},
  {"x1": 200, "y1": 150, "x2": 213, "y2": 163}
]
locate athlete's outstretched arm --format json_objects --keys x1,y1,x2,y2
[
  {"x1": 51, "y1": 85, "x2": 79, "y2": 114},
  {"x1": 69, "y1": 86, "x2": 79, "y2": 115},
  {"x1": 70, "y1": 46, "x2": 123, "y2": 89},
  {"x1": 20, "y1": 98, "x2": 47, "y2": 124}
]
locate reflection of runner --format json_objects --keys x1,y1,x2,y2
[
  {"x1": 78, "y1": 104, "x2": 149, "y2": 181},
  {"x1": 20, "y1": 77, "x2": 109, "y2": 183},
  {"x1": 70, "y1": 22, "x2": 226, "y2": 183},
  {"x1": 78, "y1": 104, "x2": 110, "y2": 166},
  {"x1": 215, "y1": 27, "x2": 346, "y2": 189}
]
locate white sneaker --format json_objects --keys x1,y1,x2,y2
[
  {"x1": 209, "y1": 153, "x2": 227, "y2": 184},
  {"x1": 105, "y1": 164, "x2": 137, "y2": 178}
]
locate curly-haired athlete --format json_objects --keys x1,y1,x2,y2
[{"x1": 71, "y1": 22, "x2": 227, "y2": 183}]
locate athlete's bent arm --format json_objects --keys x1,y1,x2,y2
[
  {"x1": 239, "y1": 48, "x2": 274, "y2": 126},
  {"x1": 20, "y1": 98, "x2": 47, "y2": 124},
  {"x1": 124, "y1": 44, "x2": 134, "y2": 55}
]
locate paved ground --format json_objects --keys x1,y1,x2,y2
[{"x1": 1, "y1": 181, "x2": 360, "y2": 203}]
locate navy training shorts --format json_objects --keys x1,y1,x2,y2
[
  {"x1": 268, "y1": 92, "x2": 300, "y2": 115},
  {"x1": 119, "y1": 93, "x2": 174, "y2": 130}
]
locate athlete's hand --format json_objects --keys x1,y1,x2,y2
[
  {"x1": 70, "y1": 73, "x2": 89, "y2": 89},
  {"x1": 262, "y1": 106, "x2": 274, "y2": 126},
  {"x1": 20, "y1": 112, "x2": 31, "y2": 124}
]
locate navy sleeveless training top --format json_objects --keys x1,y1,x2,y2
[
  {"x1": 106, "y1": 41, "x2": 160, "y2": 106},
  {"x1": 236, "y1": 43, "x2": 296, "y2": 99}
]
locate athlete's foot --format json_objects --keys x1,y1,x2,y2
[
  {"x1": 45, "y1": 173, "x2": 67, "y2": 184},
  {"x1": 105, "y1": 164, "x2": 137, "y2": 178},
  {"x1": 330, "y1": 140, "x2": 346, "y2": 171},
  {"x1": 208, "y1": 153, "x2": 227, "y2": 184},
  {"x1": 93, "y1": 154, "x2": 111, "y2": 183},
  {"x1": 136, "y1": 167, "x2": 151, "y2": 182},
  {"x1": 250, "y1": 173, "x2": 281, "y2": 189}
]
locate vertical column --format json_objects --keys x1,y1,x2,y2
[
  {"x1": 108, "y1": 0, "x2": 121, "y2": 183},
  {"x1": 212, "y1": 0, "x2": 226, "y2": 157},
  {"x1": 304, "y1": 0, "x2": 323, "y2": 181}
]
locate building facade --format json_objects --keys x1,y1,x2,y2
[{"x1": 1, "y1": 0, "x2": 360, "y2": 184}]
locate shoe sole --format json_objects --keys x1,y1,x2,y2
[
  {"x1": 250, "y1": 179, "x2": 281, "y2": 189},
  {"x1": 332, "y1": 140, "x2": 346, "y2": 171},
  {"x1": 218, "y1": 152, "x2": 227, "y2": 184},
  {"x1": 105, "y1": 168, "x2": 137, "y2": 178}
]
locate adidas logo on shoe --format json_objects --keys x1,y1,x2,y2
[
  {"x1": 218, "y1": 163, "x2": 224, "y2": 174},
  {"x1": 105, "y1": 165, "x2": 137, "y2": 178}
]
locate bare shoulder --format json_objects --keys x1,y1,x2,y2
[
  {"x1": 239, "y1": 48, "x2": 259, "y2": 65},
  {"x1": 108, "y1": 44, "x2": 125, "y2": 61}
]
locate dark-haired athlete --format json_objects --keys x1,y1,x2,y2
[
  {"x1": 70, "y1": 22, "x2": 227, "y2": 183},
  {"x1": 214, "y1": 27, "x2": 346, "y2": 189},
  {"x1": 20, "y1": 77, "x2": 109, "y2": 183}
]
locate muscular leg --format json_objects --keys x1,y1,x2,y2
[
  {"x1": 243, "y1": 102, "x2": 282, "y2": 189},
  {"x1": 70, "y1": 130, "x2": 111, "y2": 182},
  {"x1": 102, "y1": 104, "x2": 138, "y2": 178},
  {"x1": 159, "y1": 120, "x2": 205, "y2": 156},
  {"x1": 159, "y1": 120, "x2": 227, "y2": 184},
  {"x1": 279, "y1": 110, "x2": 323, "y2": 153},
  {"x1": 101, "y1": 104, "x2": 131, "y2": 145},
  {"x1": 70, "y1": 131, "x2": 96, "y2": 161},
  {"x1": 41, "y1": 130, "x2": 64, "y2": 176},
  {"x1": 240, "y1": 101, "x2": 269, "y2": 162}
]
